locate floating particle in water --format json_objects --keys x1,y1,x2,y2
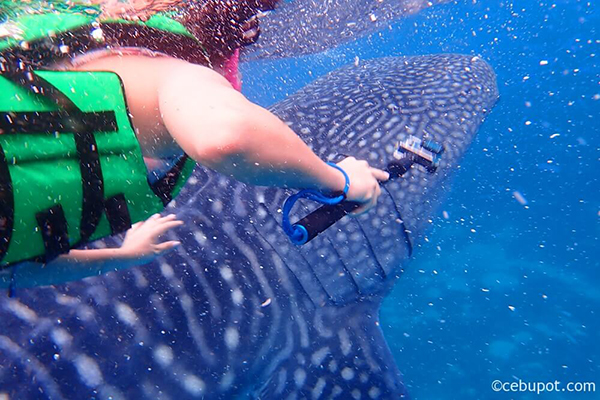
[
  {"x1": 261, "y1": 298, "x2": 272, "y2": 307},
  {"x1": 512, "y1": 191, "x2": 528, "y2": 206},
  {"x1": 508, "y1": 305, "x2": 516, "y2": 312},
  {"x1": 91, "y1": 27, "x2": 104, "y2": 41},
  {"x1": 539, "y1": 60, "x2": 549, "y2": 65},
  {"x1": 442, "y1": 210, "x2": 449, "y2": 219},
  {"x1": 549, "y1": 133, "x2": 560, "y2": 139},
  {"x1": 481, "y1": 288, "x2": 490, "y2": 292}
]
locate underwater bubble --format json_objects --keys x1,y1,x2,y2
[{"x1": 261, "y1": 298, "x2": 272, "y2": 307}]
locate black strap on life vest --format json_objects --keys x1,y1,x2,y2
[
  {"x1": 0, "y1": 110, "x2": 118, "y2": 134},
  {"x1": 0, "y1": 145, "x2": 13, "y2": 262},
  {"x1": 104, "y1": 194, "x2": 132, "y2": 235},
  {"x1": 35, "y1": 204, "x2": 71, "y2": 259}
]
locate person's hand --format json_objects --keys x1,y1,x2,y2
[
  {"x1": 335, "y1": 157, "x2": 389, "y2": 215},
  {"x1": 119, "y1": 214, "x2": 183, "y2": 263}
]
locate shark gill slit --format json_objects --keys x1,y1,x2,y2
[
  {"x1": 251, "y1": 219, "x2": 323, "y2": 307},
  {"x1": 382, "y1": 185, "x2": 413, "y2": 257}
]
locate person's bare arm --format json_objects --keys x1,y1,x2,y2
[
  {"x1": 0, "y1": 214, "x2": 182, "y2": 289},
  {"x1": 74, "y1": 55, "x2": 388, "y2": 210},
  {"x1": 58, "y1": 214, "x2": 182, "y2": 269},
  {"x1": 158, "y1": 61, "x2": 389, "y2": 207}
]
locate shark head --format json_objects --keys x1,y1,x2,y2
[
  {"x1": 253, "y1": 54, "x2": 498, "y2": 306},
  {"x1": 0, "y1": 54, "x2": 497, "y2": 400}
]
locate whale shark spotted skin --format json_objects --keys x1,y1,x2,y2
[
  {"x1": 0, "y1": 54, "x2": 497, "y2": 399},
  {"x1": 243, "y1": 0, "x2": 453, "y2": 60}
]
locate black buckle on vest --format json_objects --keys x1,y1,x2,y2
[
  {"x1": 150, "y1": 155, "x2": 190, "y2": 206},
  {"x1": 104, "y1": 194, "x2": 132, "y2": 235},
  {"x1": 36, "y1": 205, "x2": 70, "y2": 261}
]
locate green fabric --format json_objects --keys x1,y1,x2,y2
[
  {"x1": 0, "y1": 71, "x2": 171, "y2": 265},
  {"x1": 107, "y1": 12, "x2": 194, "y2": 38},
  {"x1": 144, "y1": 13, "x2": 192, "y2": 36}
]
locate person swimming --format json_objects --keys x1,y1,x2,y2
[{"x1": 0, "y1": 0, "x2": 388, "y2": 288}]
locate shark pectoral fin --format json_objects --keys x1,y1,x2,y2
[{"x1": 251, "y1": 305, "x2": 409, "y2": 400}]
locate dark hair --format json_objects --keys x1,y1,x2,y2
[{"x1": 178, "y1": 0, "x2": 279, "y2": 67}]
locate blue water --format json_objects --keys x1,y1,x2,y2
[{"x1": 242, "y1": 1, "x2": 599, "y2": 398}]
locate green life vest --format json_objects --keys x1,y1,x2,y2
[{"x1": 0, "y1": 10, "x2": 204, "y2": 266}]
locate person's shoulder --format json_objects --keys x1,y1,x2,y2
[
  {"x1": 157, "y1": 58, "x2": 235, "y2": 93},
  {"x1": 166, "y1": 59, "x2": 232, "y2": 85}
]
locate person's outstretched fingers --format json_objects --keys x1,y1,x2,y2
[
  {"x1": 154, "y1": 241, "x2": 181, "y2": 255},
  {"x1": 371, "y1": 167, "x2": 390, "y2": 182}
]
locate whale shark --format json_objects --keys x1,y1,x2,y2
[
  {"x1": 0, "y1": 53, "x2": 497, "y2": 399},
  {"x1": 243, "y1": 0, "x2": 452, "y2": 60}
]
